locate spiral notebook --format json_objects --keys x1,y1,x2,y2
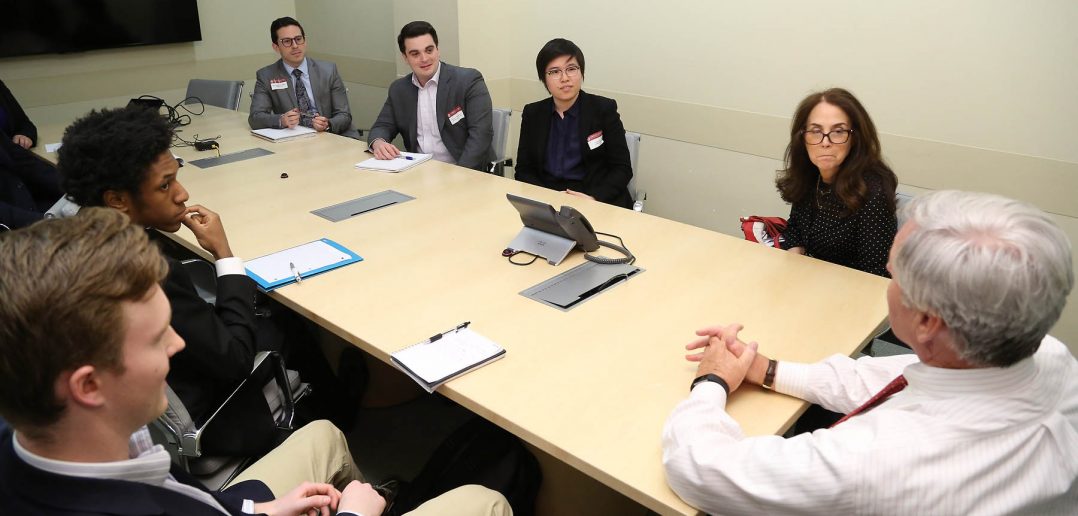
[{"x1": 391, "y1": 322, "x2": 506, "y2": 393}]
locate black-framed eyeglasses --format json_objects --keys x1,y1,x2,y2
[
  {"x1": 802, "y1": 128, "x2": 853, "y2": 145},
  {"x1": 277, "y1": 35, "x2": 306, "y2": 47},
  {"x1": 545, "y1": 65, "x2": 581, "y2": 80}
]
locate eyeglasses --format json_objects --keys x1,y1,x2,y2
[
  {"x1": 802, "y1": 128, "x2": 853, "y2": 145},
  {"x1": 277, "y1": 35, "x2": 306, "y2": 48},
  {"x1": 545, "y1": 65, "x2": 581, "y2": 80}
]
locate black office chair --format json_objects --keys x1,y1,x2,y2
[{"x1": 150, "y1": 351, "x2": 309, "y2": 490}]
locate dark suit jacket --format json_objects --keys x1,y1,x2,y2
[
  {"x1": 0, "y1": 132, "x2": 62, "y2": 229},
  {"x1": 0, "y1": 79, "x2": 37, "y2": 147},
  {"x1": 0, "y1": 428, "x2": 273, "y2": 515},
  {"x1": 515, "y1": 91, "x2": 633, "y2": 209},
  {"x1": 153, "y1": 234, "x2": 261, "y2": 423},
  {"x1": 248, "y1": 58, "x2": 359, "y2": 139},
  {"x1": 367, "y1": 62, "x2": 495, "y2": 171}
]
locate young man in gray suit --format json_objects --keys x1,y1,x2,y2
[
  {"x1": 368, "y1": 21, "x2": 495, "y2": 172},
  {"x1": 249, "y1": 17, "x2": 359, "y2": 139}
]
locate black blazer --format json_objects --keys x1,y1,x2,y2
[
  {"x1": 0, "y1": 427, "x2": 273, "y2": 515},
  {"x1": 0, "y1": 133, "x2": 62, "y2": 229},
  {"x1": 514, "y1": 90, "x2": 633, "y2": 209},
  {"x1": 0, "y1": 80, "x2": 37, "y2": 147},
  {"x1": 152, "y1": 234, "x2": 261, "y2": 422}
]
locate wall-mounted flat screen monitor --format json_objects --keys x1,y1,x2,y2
[{"x1": 0, "y1": 0, "x2": 202, "y2": 58}]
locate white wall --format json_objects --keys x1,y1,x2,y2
[{"x1": 452, "y1": 0, "x2": 1078, "y2": 348}]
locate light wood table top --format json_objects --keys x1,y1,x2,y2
[{"x1": 33, "y1": 106, "x2": 890, "y2": 515}]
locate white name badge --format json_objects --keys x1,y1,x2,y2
[
  {"x1": 270, "y1": 79, "x2": 289, "y2": 91},
  {"x1": 448, "y1": 106, "x2": 465, "y2": 125},
  {"x1": 587, "y1": 131, "x2": 604, "y2": 150}
]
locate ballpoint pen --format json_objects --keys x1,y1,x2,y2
[
  {"x1": 395, "y1": 155, "x2": 415, "y2": 160},
  {"x1": 289, "y1": 261, "x2": 303, "y2": 284}
]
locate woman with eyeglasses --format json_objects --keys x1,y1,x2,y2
[
  {"x1": 514, "y1": 39, "x2": 633, "y2": 209},
  {"x1": 775, "y1": 88, "x2": 898, "y2": 277}
]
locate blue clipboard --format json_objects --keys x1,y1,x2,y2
[{"x1": 244, "y1": 238, "x2": 362, "y2": 291}]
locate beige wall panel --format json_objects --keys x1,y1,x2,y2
[
  {"x1": 344, "y1": 82, "x2": 390, "y2": 135},
  {"x1": 296, "y1": 0, "x2": 396, "y2": 62},
  {"x1": 504, "y1": 1, "x2": 1078, "y2": 164},
  {"x1": 391, "y1": 0, "x2": 459, "y2": 76}
]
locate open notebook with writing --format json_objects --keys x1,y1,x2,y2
[{"x1": 391, "y1": 322, "x2": 506, "y2": 393}]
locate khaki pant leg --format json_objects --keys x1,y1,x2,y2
[
  {"x1": 405, "y1": 485, "x2": 513, "y2": 516},
  {"x1": 225, "y1": 420, "x2": 362, "y2": 496}
]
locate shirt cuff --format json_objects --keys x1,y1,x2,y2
[
  {"x1": 215, "y1": 256, "x2": 245, "y2": 277},
  {"x1": 242, "y1": 499, "x2": 255, "y2": 514},
  {"x1": 689, "y1": 380, "x2": 729, "y2": 407},
  {"x1": 772, "y1": 361, "x2": 814, "y2": 399}
]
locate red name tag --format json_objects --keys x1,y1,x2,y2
[{"x1": 587, "y1": 131, "x2": 603, "y2": 141}]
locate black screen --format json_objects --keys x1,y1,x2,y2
[{"x1": 0, "y1": 0, "x2": 201, "y2": 58}]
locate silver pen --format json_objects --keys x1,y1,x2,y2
[{"x1": 289, "y1": 261, "x2": 303, "y2": 284}]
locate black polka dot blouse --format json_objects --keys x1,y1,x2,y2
[{"x1": 780, "y1": 174, "x2": 897, "y2": 278}]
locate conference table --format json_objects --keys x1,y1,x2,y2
[{"x1": 33, "y1": 106, "x2": 890, "y2": 515}]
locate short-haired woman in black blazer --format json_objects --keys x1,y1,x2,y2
[{"x1": 514, "y1": 39, "x2": 634, "y2": 209}]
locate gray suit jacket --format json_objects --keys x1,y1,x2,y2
[
  {"x1": 367, "y1": 62, "x2": 495, "y2": 171},
  {"x1": 249, "y1": 58, "x2": 359, "y2": 139}
]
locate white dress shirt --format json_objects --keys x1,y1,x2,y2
[
  {"x1": 14, "y1": 427, "x2": 231, "y2": 515},
  {"x1": 412, "y1": 63, "x2": 454, "y2": 164},
  {"x1": 662, "y1": 336, "x2": 1078, "y2": 515}
]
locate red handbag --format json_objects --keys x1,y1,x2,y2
[{"x1": 740, "y1": 216, "x2": 787, "y2": 249}]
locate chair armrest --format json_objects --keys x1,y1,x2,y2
[{"x1": 175, "y1": 351, "x2": 297, "y2": 458}]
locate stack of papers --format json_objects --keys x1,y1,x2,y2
[
  {"x1": 251, "y1": 126, "x2": 317, "y2": 143},
  {"x1": 391, "y1": 324, "x2": 506, "y2": 392},
  {"x1": 355, "y1": 152, "x2": 432, "y2": 172}
]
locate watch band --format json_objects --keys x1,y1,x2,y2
[
  {"x1": 690, "y1": 373, "x2": 730, "y2": 395},
  {"x1": 762, "y1": 359, "x2": 778, "y2": 390}
]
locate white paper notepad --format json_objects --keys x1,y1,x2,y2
[
  {"x1": 250, "y1": 126, "x2": 317, "y2": 142},
  {"x1": 355, "y1": 152, "x2": 432, "y2": 172},
  {"x1": 391, "y1": 325, "x2": 505, "y2": 392}
]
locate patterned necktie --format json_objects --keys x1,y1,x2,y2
[
  {"x1": 831, "y1": 374, "x2": 907, "y2": 427},
  {"x1": 292, "y1": 68, "x2": 313, "y2": 128}
]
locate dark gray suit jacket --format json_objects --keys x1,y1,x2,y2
[
  {"x1": 249, "y1": 58, "x2": 359, "y2": 139},
  {"x1": 367, "y1": 62, "x2": 495, "y2": 171}
]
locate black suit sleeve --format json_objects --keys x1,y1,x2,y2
[
  {"x1": 0, "y1": 81, "x2": 37, "y2": 147},
  {"x1": 0, "y1": 136, "x2": 61, "y2": 229},
  {"x1": 164, "y1": 261, "x2": 260, "y2": 383},
  {"x1": 586, "y1": 98, "x2": 632, "y2": 204},
  {"x1": 513, "y1": 103, "x2": 544, "y2": 187}
]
